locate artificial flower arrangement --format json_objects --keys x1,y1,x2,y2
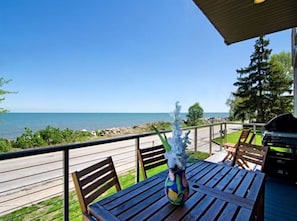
[{"x1": 152, "y1": 102, "x2": 191, "y2": 205}]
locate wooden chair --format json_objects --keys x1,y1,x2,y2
[
  {"x1": 231, "y1": 142, "x2": 269, "y2": 172},
  {"x1": 247, "y1": 132, "x2": 256, "y2": 144},
  {"x1": 137, "y1": 144, "x2": 167, "y2": 179},
  {"x1": 222, "y1": 129, "x2": 251, "y2": 162},
  {"x1": 71, "y1": 156, "x2": 121, "y2": 220}
]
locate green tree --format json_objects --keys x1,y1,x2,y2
[
  {"x1": 230, "y1": 36, "x2": 293, "y2": 123},
  {"x1": 0, "y1": 77, "x2": 13, "y2": 114},
  {"x1": 226, "y1": 94, "x2": 246, "y2": 122},
  {"x1": 186, "y1": 102, "x2": 204, "y2": 126},
  {"x1": 265, "y1": 52, "x2": 293, "y2": 119},
  {"x1": 233, "y1": 36, "x2": 271, "y2": 122}
]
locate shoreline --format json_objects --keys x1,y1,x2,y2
[
  {"x1": 0, "y1": 115, "x2": 230, "y2": 140},
  {"x1": 88, "y1": 117, "x2": 230, "y2": 139}
]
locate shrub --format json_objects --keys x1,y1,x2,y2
[
  {"x1": 13, "y1": 128, "x2": 35, "y2": 149},
  {"x1": 0, "y1": 138, "x2": 12, "y2": 152},
  {"x1": 11, "y1": 126, "x2": 94, "y2": 149}
]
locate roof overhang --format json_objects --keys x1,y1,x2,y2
[{"x1": 192, "y1": 0, "x2": 297, "y2": 45}]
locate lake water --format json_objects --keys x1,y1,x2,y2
[{"x1": 0, "y1": 112, "x2": 229, "y2": 139}]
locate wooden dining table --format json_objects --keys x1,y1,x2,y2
[{"x1": 88, "y1": 159, "x2": 265, "y2": 221}]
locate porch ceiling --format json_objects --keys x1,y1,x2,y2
[{"x1": 192, "y1": 0, "x2": 297, "y2": 45}]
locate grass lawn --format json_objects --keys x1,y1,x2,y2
[
  {"x1": 188, "y1": 150, "x2": 210, "y2": 160},
  {"x1": 213, "y1": 130, "x2": 263, "y2": 145},
  {"x1": 213, "y1": 130, "x2": 291, "y2": 153}
]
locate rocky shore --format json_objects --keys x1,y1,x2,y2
[
  {"x1": 95, "y1": 122, "x2": 168, "y2": 137},
  {"x1": 92, "y1": 117, "x2": 229, "y2": 138}
]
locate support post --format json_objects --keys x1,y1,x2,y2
[
  {"x1": 194, "y1": 128, "x2": 198, "y2": 155},
  {"x1": 292, "y1": 28, "x2": 297, "y2": 116},
  {"x1": 63, "y1": 149, "x2": 69, "y2": 221},
  {"x1": 220, "y1": 123, "x2": 223, "y2": 151},
  {"x1": 209, "y1": 125, "x2": 212, "y2": 155},
  {"x1": 224, "y1": 123, "x2": 227, "y2": 143},
  {"x1": 135, "y1": 137, "x2": 140, "y2": 183}
]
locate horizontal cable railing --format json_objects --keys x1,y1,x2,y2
[{"x1": 0, "y1": 122, "x2": 263, "y2": 220}]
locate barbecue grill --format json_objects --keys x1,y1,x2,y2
[{"x1": 262, "y1": 113, "x2": 297, "y2": 181}]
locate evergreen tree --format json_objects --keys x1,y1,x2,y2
[
  {"x1": 233, "y1": 36, "x2": 271, "y2": 122},
  {"x1": 231, "y1": 37, "x2": 293, "y2": 123}
]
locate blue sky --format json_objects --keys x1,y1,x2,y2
[{"x1": 0, "y1": 0, "x2": 292, "y2": 113}]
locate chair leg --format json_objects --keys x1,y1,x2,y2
[
  {"x1": 222, "y1": 152, "x2": 231, "y2": 162},
  {"x1": 222, "y1": 147, "x2": 235, "y2": 162}
]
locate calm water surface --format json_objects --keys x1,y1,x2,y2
[{"x1": 0, "y1": 112, "x2": 229, "y2": 139}]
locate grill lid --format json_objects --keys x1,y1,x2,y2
[{"x1": 264, "y1": 113, "x2": 297, "y2": 133}]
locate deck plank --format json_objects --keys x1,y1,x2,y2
[{"x1": 265, "y1": 177, "x2": 297, "y2": 221}]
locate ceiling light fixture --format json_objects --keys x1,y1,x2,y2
[{"x1": 254, "y1": 0, "x2": 266, "y2": 4}]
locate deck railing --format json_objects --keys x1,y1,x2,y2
[{"x1": 0, "y1": 122, "x2": 263, "y2": 220}]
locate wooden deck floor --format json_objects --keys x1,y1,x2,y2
[
  {"x1": 265, "y1": 176, "x2": 297, "y2": 221},
  {"x1": 204, "y1": 150, "x2": 297, "y2": 221}
]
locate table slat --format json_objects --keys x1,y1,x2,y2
[
  {"x1": 104, "y1": 177, "x2": 162, "y2": 210},
  {"x1": 116, "y1": 185, "x2": 164, "y2": 220}
]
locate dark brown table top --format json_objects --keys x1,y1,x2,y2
[{"x1": 89, "y1": 160, "x2": 265, "y2": 221}]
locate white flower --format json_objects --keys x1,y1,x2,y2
[
  {"x1": 165, "y1": 102, "x2": 191, "y2": 170},
  {"x1": 153, "y1": 102, "x2": 191, "y2": 170}
]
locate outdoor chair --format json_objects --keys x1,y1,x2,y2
[
  {"x1": 222, "y1": 129, "x2": 251, "y2": 162},
  {"x1": 247, "y1": 132, "x2": 256, "y2": 144},
  {"x1": 71, "y1": 156, "x2": 121, "y2": 221},
  {"x1": 231, "y1": 142, "x2": 269, "y2": 172},
  {"x1": 137, "y1": 144, "x2": 167, "y2": 179}
]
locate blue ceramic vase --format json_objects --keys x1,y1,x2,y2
[{"x1": 164, "y1": 167, "x2": 189, "y2": 205}]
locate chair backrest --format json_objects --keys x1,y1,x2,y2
[
  {"x1": 232, "y1": 142, "x2": 269, "y2": 172},
  {"x1": 238, "y1": 129, "x2": 251, "y2": 143},
  {"x1": 71, "y1": 156, "x2": 121, "y2": 217},
  {"x1": 137, "y1": 144, "x2": 167, "y2": 179},
  {"x1": 247, "y1": 132, "x2": 256, "y2": 144}
]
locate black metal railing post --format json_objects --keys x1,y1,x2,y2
[
  {"x1": 209, "y1": 125, "x2": 212, "y2": 155},
  {"x1": 224, "y1": 122, "x2": 227, "y2": 143},
  {"x1": 63, "y1": 148, "x2": 69, "y2": 221},
  {"x1": 194, "y1": 128, "x2": 198, "y2": 155},
  {"x1": 135, "y1": 137, "x2": 140, "y2": 183},
  {"x1": 220, "y1": 123, "x2": 223, "y2": 151}
]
